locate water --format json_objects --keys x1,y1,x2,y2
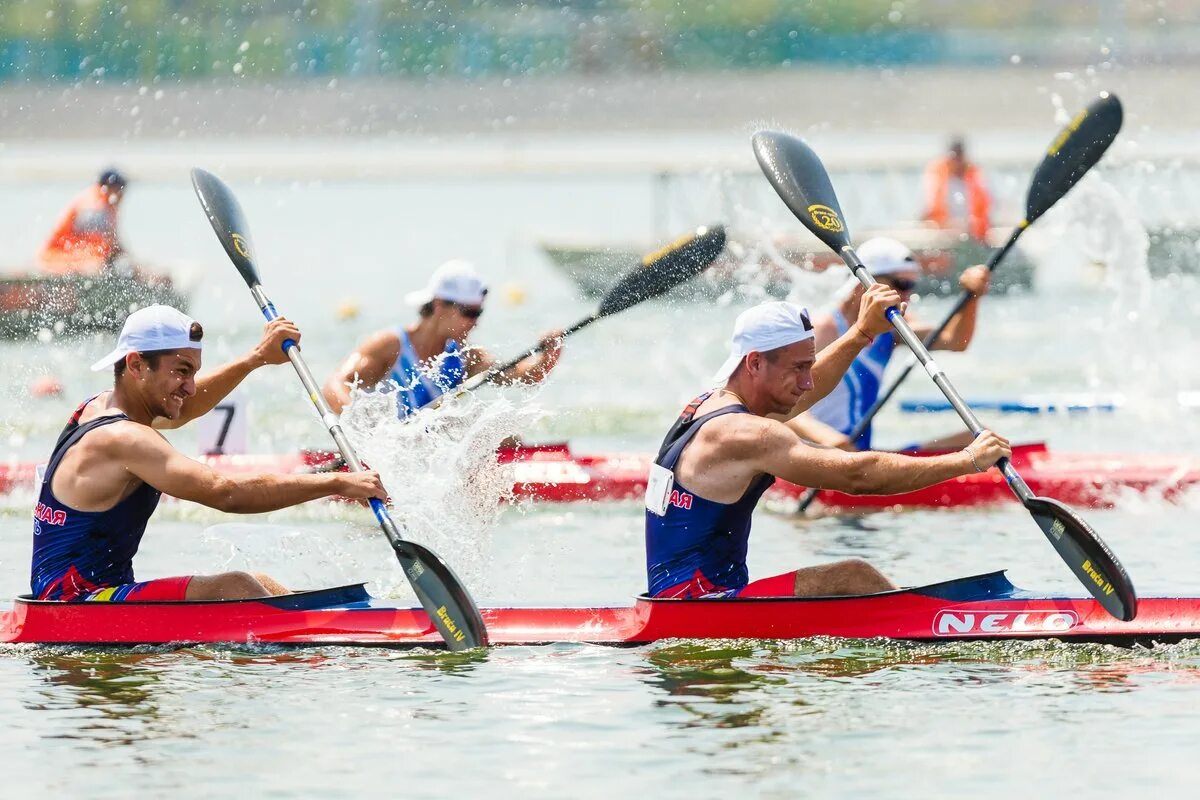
[{"x1": 1, "y1": 162, "x2": 1199, "y2": 797}]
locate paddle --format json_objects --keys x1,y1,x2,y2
[
  {"x1": 190, "y1": 168, "x2": 488, "y2": 650},
  {"x1": 752, "y1": 130, "x2": 1137, "y2": 621},
  {"x1": 795, "y1": 92, "x2": 1123, "y2": 514},
  {"x1": 459, "y1": 224, "x2": 727, "y2": 392}
]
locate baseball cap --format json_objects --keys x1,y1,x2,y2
[
  {"x1": 404, "y1": 259, "x2": 489, "y2": 307},
  {"x1": 857, "y1": 237, "x2": 917, "y2": 277},
  {"x1": 712, "y1": 301, "x2": 814, "y2": 385},
  {"x1": 90, "y1": 304, "x2": 202, "y2": 372}
]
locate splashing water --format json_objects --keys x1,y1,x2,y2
[{"x1": 338, "y1": 378, "x2": 546, "y2": 597}]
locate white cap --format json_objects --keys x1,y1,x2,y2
[
  {"x1": 404, "y1": 259, "x2": 488, "y2": 307},
  {"x1": 857, "y1": 237, "x2": 917, "y2": 276},
  {"x1": 90, "y1": 304, "x2": 201, "y2": 372},
  {"x1": 712, "y1": 301, "x2": 814, "y2": 385}
]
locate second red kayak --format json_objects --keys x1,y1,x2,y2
[{"x1": 0, "y1": 441, "x2": 1194, "y2": 510}]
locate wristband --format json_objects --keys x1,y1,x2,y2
[{"x1": 964, "y1": 447, "x2": 984, "y2": 473}]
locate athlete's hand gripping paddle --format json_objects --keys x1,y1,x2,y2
[
  {"x1": 795, "y1": 92, "x2": 1124, "y2": 514},
  {"x1": 752, "y1": 129, "x2": 1136, "y2": 621},
  {"x1": 190, "y1": 168, "x2": 488, "y2": 650}
]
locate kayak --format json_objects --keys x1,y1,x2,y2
[
  {"x1": 903, "y1": 393, "x2": 1200, "y2": 414},
  {"x1": 3, "y1": 570, "x2": 1197, "y2": 647},
  {"x1": 1, "y1": 442, "x2": 1195, "y2": 510},
  {"x1": 502, "y1": 441, "x2": 1200, "y2": 509}
]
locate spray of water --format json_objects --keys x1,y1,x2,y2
[{"x1": 337, "y1": 371, "x2": 545, "y2": 597}]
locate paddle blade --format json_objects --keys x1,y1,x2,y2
[
  {"x1": 1025, "y1": 495, "x2": 1137, "y2": 621},
  {"x1": 752, "y1": 130, "x2": 850, "y2": 253},
  {"x1": 394, "y1": 539, "x2": 488, "y2": 649},
  {"x1": 597, "y1": 225, "x2": 726, "y2": 317},
  {"x1": 1025, "y1": 92, "x2": 1123, "y2": 223},
  {"x1": 190, "y1": 168, "x2": 262, "y2": 288}
]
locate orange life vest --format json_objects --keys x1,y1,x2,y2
[
  {"x1": 38, "y1": 185, "x2": 120, "y2": 276},
  {"x1": 923, "y1": 157, "x2": 991, "y2": 242}
]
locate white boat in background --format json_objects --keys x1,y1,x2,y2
[{"x1": 540, "y1": 223, "x2": 1035, "y2": 300}]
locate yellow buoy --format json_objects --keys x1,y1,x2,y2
[
  {"x1": 335, "y1": 300, "x2": 361, "y2": 321},
  {"x1": 502, "y1": 283, "x2": 527, "y2": 306}
]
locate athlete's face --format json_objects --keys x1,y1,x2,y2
[
  {"x1": 135, "y1": 349, "x2": 200, "y2": 419},
  {"x1": 751, "y1": 340, "x2": 816, "y2": 414},
  {"x1": 434, "y1": 299, "x2": 482, "y2": 341}
]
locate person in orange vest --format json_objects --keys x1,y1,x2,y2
[
  {"x1": 922, "y1": 138, "x2": 991, "y2": 242},
  {"x1": 39, "y1": 169, "x2": 129, "y2": 276}
]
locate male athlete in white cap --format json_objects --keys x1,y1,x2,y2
[
  {"x1": 801, "y1": 237, "x2": 991, "y2": 451},
  {"x1": 322, "y1": 259, "x2": 563, "y2": 416},
  {"x1": 643, "y1": 288, "x2": 1010, "y2": 599},
  {"x1": 30, "y1": 305, "x2": 386, "y2": 603}
]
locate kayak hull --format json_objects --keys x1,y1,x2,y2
[
  {"x1": 502, "y1": 442, "x2": 1200, "y2": 510},
  {"x1": 1, "y1": 442, "x2": 1194, "y2": 510},
  {"x1": 4, "y1": 572, "x2": 1199, "y2": 647}
]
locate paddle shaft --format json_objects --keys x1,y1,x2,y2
[
  {"x1": 841, "y1": 246, "x2": 1034, "y2": 502},
  {"x1": 246, "y1": 285, "x2": 413, "y2": 553},
  {"x1": 461, "y1": 312, "x2": 598, "y2": 392},
  {"x1": 796, "y1": 226, "x2": 1024, "y2": 512}
]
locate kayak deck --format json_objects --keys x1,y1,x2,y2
[{"x1": 5, "y1": 572, "x2": 1200, "y2": 647}]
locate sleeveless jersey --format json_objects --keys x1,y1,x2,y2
[
  {"x1": 644, "y1": 393, "x2": 776, "y2": 597},
  {"x1": 31, "y1": 401, "x2": 162, "y2": 600},
  {"x1": 388, "y1": 329, "x2": 466, "y2": 417}
]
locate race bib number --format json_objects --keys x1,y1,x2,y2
[
  {"x1": 197, "y1": 392, "x2": 248, "y2": 455},
  {"x1": 645, "y1": 463, "x2": 674, "y2": 516}
]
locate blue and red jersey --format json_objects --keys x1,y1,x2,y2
[
  {"x1": 644, "y1": 393, "x2": 776, "y2": 598},
  {"x1": 30, "y1": 399, "x2": 162, "y2": 600}
]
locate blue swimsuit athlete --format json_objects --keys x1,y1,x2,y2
[
  {"x1": 30, "y1": 304, "x2": 386, "y2": 602},
  {"x1": 321, "y1": 259, "x2": 563, "y2": 417},
  {"x1": 803, "y1": 236, "x2": 992, "y2": 452},
  {"x1": 644, "y1": 294, "x2": 1011, "y2": 599}
]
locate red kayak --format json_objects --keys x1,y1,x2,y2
[
  {"x1": 0, "y1": 442, "x2": 1194, "y2": 510},
  {"x1": 3, "y1": 570, "x2": 1197, "y2": 647},
  {"x1": 501, "y1": 441, "x2": 1200, "y2": 510}
]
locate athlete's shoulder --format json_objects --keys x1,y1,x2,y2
[{"x1": 698, "y1": 411, "x2": 785, "y2": 454}]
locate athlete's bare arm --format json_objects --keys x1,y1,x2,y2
[
  {"x1": 156, "y1": 318, "x2": 302, "y2": 429},
  {"x1": 732, "y1": 415, "x2": 1010, "y2": 496},
  {"x1": 787, "y1": 413, "x2": 853, "y2": 450},
  {"x1": 114, "y1": 424, "x2": 387, "y2": 512},
  {"x1": 909, "y1": 265, "x2": 990, "y2": 352},
  {"x1": 321, "y1": 329, "x2": 402, "y2": 414},
  {"x1": 476, "y1": 329, "x2": 564, "y2": 385}
]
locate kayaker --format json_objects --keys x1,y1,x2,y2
[
  {"x1": 30, "y1": 304, "x2": 387, "y2": 603},
  {"x1": 922, "y1": 137, "x2": 991, "y2": 241},
  {"x1": 797, "y1": 236, "x2": 991, "y2": 452},
  {"x1": 39, "y1": 168, "x2": 130, "y2": 276},
  {"x1": 321, "y1": 259, "x2": 563, "y2": 416},
  {"x1": 644, "y1": 295, "x2": 1011, "y2": 599}
]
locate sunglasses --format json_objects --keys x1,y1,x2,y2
[
  {"x1": 879, "y1": 276, "x2": 917, "y2": 292},
  {"x1": 453, "y1": 303, "x2": 484, "y2": 319}
]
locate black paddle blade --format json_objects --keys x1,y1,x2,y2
[
  {"x1": 597, "y1": 225, "x2": 727, "y2": 317},
  {"x1": 394, "y1": 540, "x2": 488, "y2": 649},
  {"x1": 1025, "y1": 495, "x2": 1137, "y2": 621},
  {"x1": 190, "y1": 168, "x2": 263, "y2": 288},
  {"x1": 1025, "y1": 92, "x2": 1123, "y2": 223},
  {"x1": 752, "y1": 131, "x2": 850, "y2": 253}
]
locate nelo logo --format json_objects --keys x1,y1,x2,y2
[{"x1": 933, "y1": 609, "x2": 1078, "y2": 637}]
